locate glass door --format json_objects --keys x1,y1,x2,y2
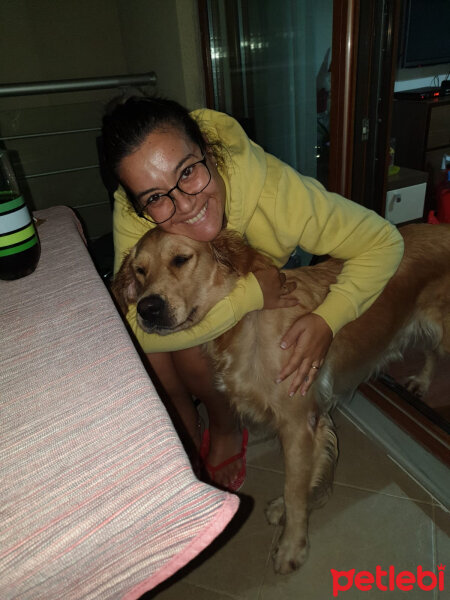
[{"x1": 202, "y1": 0, "x2": 333, "y2": 188}]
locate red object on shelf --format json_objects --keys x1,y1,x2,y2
[
  {"x1": 427, "y1": 210, "x2": 440, "y2": 224},
  {"x1": 436, "y1": 169, "x2": 450, "y2": 224},
  {"x1": 429, "y1": 168, "x2": 450, "y2": 224}
]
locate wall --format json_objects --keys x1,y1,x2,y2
[
  {"x1": 394, "y1": 64, "x2": 450, "y2": 92},
  {"x1": 0, "y1": 0, "x2": 205, "y2": 242},
  {"x1": 117, "y1": 0, "x2": 205, "y2": 110}
]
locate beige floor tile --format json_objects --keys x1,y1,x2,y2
[
  {"x1": 333, "y1": 409, "x2": 433, "y2": 502},
  {"x1": 180, "y1": 466, "x2": 285, "y2": 599},
  {"x1": 246, "y1": 430, "x2": 283, "y2": 473},
  {"x1": 259, "y1": 483, "x2": 435, "y2": 599},
  {"x1": 247, "y1": 410, "x2": 433, "y2": 503}
]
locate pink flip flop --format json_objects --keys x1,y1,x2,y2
[{"x1": 200, "y1": 428, "x2": 249, "y2": 492}]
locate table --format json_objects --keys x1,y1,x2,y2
[{"x1": 0, "y1": 206, "x2": 239, "y2": 600}]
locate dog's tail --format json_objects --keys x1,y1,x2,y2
[{"x1": 308, "y1": 413, "x2": 338, "y2": 509}]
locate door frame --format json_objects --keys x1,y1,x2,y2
[
  {"x1": 328, "y1": 0, "x2": 401, "y2": 212},
  {"x1": 328, "y1": 0, "x2": 359, "y2": 198}
]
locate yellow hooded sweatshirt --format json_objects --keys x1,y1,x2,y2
[{"x1": 113, "y1": 109, "x2": 404, "y2": 353}]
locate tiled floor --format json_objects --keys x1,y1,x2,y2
[{"x1": 146, "y1": 410, "x2": 449, "y2": 599}]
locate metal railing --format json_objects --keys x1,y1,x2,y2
[
  {"x1": 0, "y1": 72, "x2": 157, "y2": 97},
  {"x1": 0, "y1": 71, "x2": 157, "y2": 184}
]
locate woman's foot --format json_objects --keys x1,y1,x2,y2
[{"x1": 200, "y1": 428, "x2": 248, "y2": 491}]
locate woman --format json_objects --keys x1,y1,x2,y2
[{"x1": 102, "y1": 96, "x2": 403, "y2": 491}]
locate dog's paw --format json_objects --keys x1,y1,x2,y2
[
  {"x1": 265, "y1": 496, "x2": 285, "y2": 526},
  {"x1": 404, "y1": 375, "x2": 430, "y2": 398},
  {"x1": 272, "y1": 535, "x2": 309, "y2": 574}
]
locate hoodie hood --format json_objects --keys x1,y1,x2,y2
[{"x1": 192, "y1": 109, "x2": 268, "y2": 236}]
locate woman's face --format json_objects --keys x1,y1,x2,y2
[{"x1": 117, "y1": 127, "x2": 226, "y2": 242}]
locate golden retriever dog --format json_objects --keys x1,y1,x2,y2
[{"x1": 112, "y1": 223, "x2": 450, "y2": 574}]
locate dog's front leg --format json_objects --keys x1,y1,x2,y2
[{"x1": 270, "y1": 416, "x2": 313, "y2": 574}]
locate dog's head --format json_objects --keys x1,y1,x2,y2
[{"x1": 111, "y1": 229, "x2": 271, "y2": 335}]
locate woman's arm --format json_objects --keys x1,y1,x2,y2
[
  {"x1": 262, "y1": 165, "x2": 404, "y2": 395},
  {"x1": 266, "y1": 164, "x2": 405, "y2": 335},
  {"x1": 123, "y1": 272, "x2": 264, "y2": 353}
]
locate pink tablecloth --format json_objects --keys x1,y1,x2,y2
[{"x1": 0, "y1": 206, "x2": 239, "y2": 600}]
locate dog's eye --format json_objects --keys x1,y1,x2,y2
[
  {"x1": 135, "y1": 266, "x2": 146, "y2": 276},
  {"x1": 172, "y1": 254, "x2": 192, "y2": 268}
]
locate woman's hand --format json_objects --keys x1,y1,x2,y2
[
  {"x1": 277, "y1": 313, "x2": 333, "y2": 396},
  {"x1": 254, "y1": 267, "x2": 298, "y2": 309}
]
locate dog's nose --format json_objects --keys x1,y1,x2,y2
[{"x1": 137, "y1": 294, "x2": 166, "y2": 322}]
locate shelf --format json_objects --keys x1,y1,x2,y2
[{"x1": 387, "y1": 166, "x2": 428, "y2": 191}]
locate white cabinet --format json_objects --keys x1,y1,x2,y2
[
  {"x1": 385, "y1": 182, "x2": 427, "y2": 224},
  {"x1": 385, "y1": 167, "x2": 428, "y2": 225}
]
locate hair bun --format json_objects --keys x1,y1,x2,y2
[{"x1": 104, "y1": 89, "x2": 148, "y2": 116}]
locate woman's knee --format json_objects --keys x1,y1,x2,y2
[
  {"x1": 146, "y1": 351, "x2": 190, "y2": 400},
  {"x1": 173, "y1": 346, "x2": 216, "y2": 395}
]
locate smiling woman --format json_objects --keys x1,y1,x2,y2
[
  {"x1": 101, "y1": 95, "x2": 404, "y2": 492},
  {"x1": 117, "y1": 129, "x2": 226, "y2": 241},
  {"x1": 134, "y1": 155, "x2": 211, "y2": 224}
]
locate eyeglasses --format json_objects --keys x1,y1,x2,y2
[{"x1": 136, "y1": 155, "x2": 211, "y2": 224}]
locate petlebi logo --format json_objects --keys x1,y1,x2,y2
[{"x1": 330, "y1": 564, "x2": 445, "y2": 596}]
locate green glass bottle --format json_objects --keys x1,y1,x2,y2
[{"x1": 0, "y1": 151, "x2": 40, "y2": 280}]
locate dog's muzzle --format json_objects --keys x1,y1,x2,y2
[{"x1": 137, "y1": 294, "x2": 173, "y2": 330}]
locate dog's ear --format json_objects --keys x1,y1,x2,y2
[
  {"x1": 110, "y1": 248, "x2": 138, "y2": 315},
  {"x1": 210, "y1": 230, "x2": 245, "y2": 274},
  {"x1": 211, "y1": 230, "x2": 273, "y2": 275}
]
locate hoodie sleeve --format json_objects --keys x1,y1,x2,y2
[
  {"x1": 122, "y1": 273, "x2": 263, "y2": 353},
  {"x1": 269, "y1": 165, "x2": 404, "y2": 335}
]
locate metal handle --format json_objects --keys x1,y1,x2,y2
[{"x1": 389, "y1": 194, "x2": 402, "y2": 211}]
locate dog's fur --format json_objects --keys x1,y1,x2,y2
[{"x1": 112, "y1": 223, "x2": 450, "y2": 574}]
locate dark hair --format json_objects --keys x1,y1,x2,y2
[{"x1": 101, "y1": 95, "x2": 208, "y2": 177}]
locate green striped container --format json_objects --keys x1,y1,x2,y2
[{"x1": 0, "y1": 191, "x2": 40, "y2": 280}]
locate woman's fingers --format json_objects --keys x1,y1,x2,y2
[
  {"x1": 254, "y1": 267, "x2": 298, "y2": 309},
  {"x1": 277, "y1": 314, "x2": 332, "y2": 396}
]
